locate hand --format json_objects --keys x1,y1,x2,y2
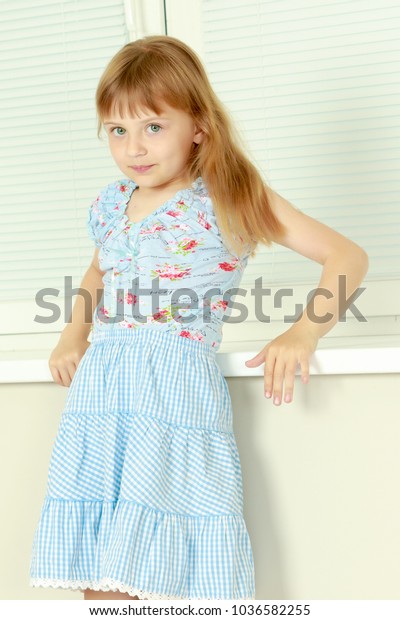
[
  {"x1": 244, "y1": 325, "x2": 319, "y2": 406},
  {"x1": 48, "y1": 336, "x2": 91, "y2": 387}
]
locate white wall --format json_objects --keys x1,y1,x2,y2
[{"x1": 1, "y1": 372, "x2": 399, "y2": 600}]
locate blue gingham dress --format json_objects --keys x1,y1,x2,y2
[{"x1": 29, "y1": 176, "x2": 255, "y2": 600}]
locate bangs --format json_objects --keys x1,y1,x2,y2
[
  {"x1": 96, "y1": 50, "x2": 192, "y2": 131},
  {"x1": 103, "y1": 86, "x2": 168, "y2": 121}
]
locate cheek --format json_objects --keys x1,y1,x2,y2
[{"x1": 109, "y1": 142, "x2": 123, "y2": 158}]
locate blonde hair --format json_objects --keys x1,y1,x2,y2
[{"x1": 95, "y1": 35, "x2": 287, "y2": 259}]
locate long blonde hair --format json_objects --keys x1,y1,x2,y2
[{"x1": 95, "y1": 35, "x2": 287, "y2": 259}]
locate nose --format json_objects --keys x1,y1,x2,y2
[{"x1": 126, "y1": 130, "x2": 147, "y2": 157}]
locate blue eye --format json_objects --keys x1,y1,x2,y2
[
  {"x1": 111, "y1": 127, "x2": 126, "y2": 136},
  {"x1": 147, "y1": 124, "x2": 161, "y2": 134}
]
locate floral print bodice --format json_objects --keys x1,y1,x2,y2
[{"x1": 86, "y1": 176, "x2": 249, "y2": 352}]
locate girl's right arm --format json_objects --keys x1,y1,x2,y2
[{"x1": 48, "y1": 248, "x2": 106, "y2": 387}]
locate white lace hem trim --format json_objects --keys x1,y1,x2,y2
[{"x1": 30, "y1": 577, "x2": 254, "y2": 600}]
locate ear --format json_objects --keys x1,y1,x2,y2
[
  {"x1": 193, "y1": 126, "x2": 205, "y2": 145},
  {"x1": 193, "y1": 116, "x2": 206, "y2": 145}
]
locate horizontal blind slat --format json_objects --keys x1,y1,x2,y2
[
  {"x1": 0, "y1": 0, "x2": 127, "y2": 303},
  {"x1": 202, "y1": 0, "x2": 400, "y2": 292}
]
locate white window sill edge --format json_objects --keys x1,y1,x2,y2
[{"x1": 0, "y1": 346, "x2": 399, "y2": 383}]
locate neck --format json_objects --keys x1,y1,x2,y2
[{"x1": 135, "y1": 177, "x2": 195, "y2": 200}]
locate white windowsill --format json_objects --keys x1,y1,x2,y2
[{"x1": 0, "y1": 342, "x2": 399, "y2": 383}]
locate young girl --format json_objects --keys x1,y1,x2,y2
[{"x1": 29, "y1": 35, "x2": 368, "y2": 601}]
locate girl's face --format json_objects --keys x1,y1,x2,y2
[{"x1": 103, "y1": 102, "x2": 204, "y2": 194}]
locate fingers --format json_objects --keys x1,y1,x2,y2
[
  {"x1": 264, "y1": 353, "x2": 309, "y2": 406},
  {"x1": 49, "y1": 361, "x2": 77, "y2": 387},
  {"x1": 48, "y1": 340, "x2": 90, "y2": 388},
  {"x1": 49, "y1": 365, "x2": 63, "y2": 386},
  {"x1": 282, "y1": 363, "x2": 297, "y2": 404},
  {"x1": 265, "y1": 357, "x2": 289, "y2": 406},
  {"x1": 264, "y1": 354, "x2": 275, "y2": 400},
  {"x1": 60, "y1": 362, "x2": 76, "y2": 387},
  {"x1": 300, "y1": 356, "x2": 310, "y2": 385}
]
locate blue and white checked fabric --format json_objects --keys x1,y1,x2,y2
[{"x1": 29, "y1": 328, "x2": 256, "y2": 599}]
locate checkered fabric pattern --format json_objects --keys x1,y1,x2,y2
[{"x1": 29, "y1": 328, "x2": 255, "y2": 600}]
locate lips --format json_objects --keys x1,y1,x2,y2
[{"x1": 130, "y1": 165, "x2": 154, "y2": 172}]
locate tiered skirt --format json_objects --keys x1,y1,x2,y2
[{"x1": 29, "y1": 327, "x2": 255, "y2": 599}]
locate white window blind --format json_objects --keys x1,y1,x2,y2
[
  {"x1": 200, "y1": 0, "x2": 400, "y2": 285},
  {"x1": 165, "y1": 0, "x2": 399, "y2": 348},
  {"x1": 0, "y1": 0, "x2": 131, "y2": 350},
  {"x1": 1, "y1": 0, "x2": 399, "y2": 353}
]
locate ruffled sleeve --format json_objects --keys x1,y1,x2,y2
[
  {"x1": 86, "y1": 179, "x2": 133, "y2": 247},
  {"x1": 87, "y1": 192, "x2": 102, "y2": 248}
]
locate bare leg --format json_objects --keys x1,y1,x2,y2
[{"x1": 83, "y1": 588, "x2": 148, "y2": 600}]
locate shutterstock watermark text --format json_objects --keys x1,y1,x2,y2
[{"x1": 34, "y1": 275, "x2": 367, "y2": 325}]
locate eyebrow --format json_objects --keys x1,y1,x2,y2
[{"x1": 103, "y1": 117, "x2": 169, "y2": 125}]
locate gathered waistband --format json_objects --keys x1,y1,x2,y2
[{"x1": 90, "y1": 327, "x2": 217, "y2": 361}]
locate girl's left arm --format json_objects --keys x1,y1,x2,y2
[{"x1": 245, "y1": 187, "x2": 369, "y2": 406}]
